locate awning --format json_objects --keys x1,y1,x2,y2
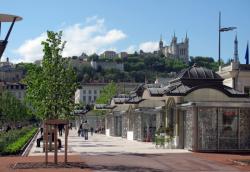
[{"x1": 177, "y1": 101, "x2": 250, "y2": 108}]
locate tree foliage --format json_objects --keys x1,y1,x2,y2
[
  {"x1": 189, "y1": 56, "x2": 221, "y2": 71},
  {"x1": 0, "y1": 91, "x2": 29, "y2": 125},
  {"x1": 24, "y1": 31, "x2": 78, "y2": 120},
  {"x1": 95, "y1": 82, "x2": 117, "y2": 104},
  {"x1": 74, "y1": 53, "x2": 220, "y2": 83}
]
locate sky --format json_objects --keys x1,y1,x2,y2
[{"x1": 0, "y1": 0, "x2": 250, "y2": 64}]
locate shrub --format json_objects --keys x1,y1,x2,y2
[{"x1": 0, "y1": 126, "x2": 37, "y2": 155}]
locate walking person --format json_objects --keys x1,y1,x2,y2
[
  {"x1": 58, "y1": 124, "x2": 63, "y2": 136},
  {"x1": 90, "y1": 127, "x2": 94, "y2": 136},
  {"x1": 40, "y1": 126, "x2": 43, "y2": 136},
  {"x1": 78, "y1": 124, "x2": 83, "y2": 137},
  {"x1": 83, "y1": 121, "x2": 89, "y2": 140}
]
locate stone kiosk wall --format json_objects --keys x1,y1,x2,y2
[
  {"x1": 196, "y1": 107, "x2": 250, "y2": 151},
  {"x1": 197, "y1": 107, "x2": 218, "y2": 150},
  {"x1": 240, "y1": 109, "x2": 250, "y2": 149},
  {"x1": 183, "y1": 108, "x2": 193, "y2": 150}
]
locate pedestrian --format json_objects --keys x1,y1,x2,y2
[
  {"x1": 90, "y1": 127, "x2": 94, "y2": 136},
  {"x1": 78, "y1": 124, "x2": 83, "y2": 137},
  {"x1": 83, "y1": 121, "x2": 89, "y2": 140},
  {"x1": 40, "y1": 126, "x2": 44, "y2": 136},
  {"x1": 58, "y1": 124, "x2": 63, "y2": 136}
]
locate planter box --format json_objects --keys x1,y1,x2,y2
[
  {"x1": 105, "y1": 129, "x2": 110, "y2": 136},
  {"x1": 127, "y1": 131, "x2": 134, "y2": 141}
]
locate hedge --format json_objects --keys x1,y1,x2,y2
[{"x1": 0, "y1": 126, "x2": 37, "y2": 155}]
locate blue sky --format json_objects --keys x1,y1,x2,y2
[{"x1": 1, "y1": 0, "x2": 250, "y2": 63}]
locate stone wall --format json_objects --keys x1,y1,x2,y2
[
  {"x1": 134, "y1": 113, "x2": 142, "y2": 141},
  {"x1": 184, "y1": 108, "x2": 193, "y2": 149},
  {"x1": 197, "y1": 108, "x2": 217, "y2": 150},
  {"x1": 110, "y1": 115, "x2": 115, "y2": 136},
  {"x1": 240, "y1": 108, "x2": 250, "y2": 149},
  {"x1": 196, "y1": 107, "x2": 250, "y2": 151},
  {"x1": 122, "y1": 113, "x2": 128, "y2": 138}
]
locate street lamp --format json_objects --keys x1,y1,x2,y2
[
  {"x1": 0, "y1": 13, "x2": 22, "y2": 60},
  {"x1": 218, "y1": 12, "x2": 237, "y2": 66}
]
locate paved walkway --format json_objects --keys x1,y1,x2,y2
[
  {"x1": 24, "y1": 129, "x2": 249, "y2": 171},
  {"x1": 29, "y1": 128, "x2": 189, "y2": 156},
  {"x1": 1, "y1": 153, "x2": 246, "y2": 172}
]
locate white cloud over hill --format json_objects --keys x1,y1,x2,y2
[{"x1": 14, "y1": 17, "x2": 126, "y2": 63}]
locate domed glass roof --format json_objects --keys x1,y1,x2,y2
[{"x1": 177, "y1": 64, "x2": 222, "y2": 80}]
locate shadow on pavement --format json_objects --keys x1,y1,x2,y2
[
  {"x1": 87, "y1": 164, "x2": 165, "y2": 172},
  {"x1": 13, "y1": 162, "x2": 166, "y2": 172}
]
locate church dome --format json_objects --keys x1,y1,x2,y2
[
  {"x1": 169, "y1": 64, "x2": 223, "y2": 87},
  {"x1": 177, "y1": 64, "x2": 222, "y2": 80}
]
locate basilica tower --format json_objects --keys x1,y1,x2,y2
[{"x1": 159, "y1": 34, "x2": 163, "y2": 51}]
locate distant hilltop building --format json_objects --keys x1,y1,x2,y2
[
  {"x1": 159, "y1": 33, "x2": 189, "y2": 63},
  {"x1": 118, "y1": 52, "x2": 128, "y2": 59},
  {"x1": 91, "y1": 60, "x2": 124, "y2": 71},
  {"x1": 100, "y1": 51, "x2": 117, "y2": 58},
  {"x1": 0, "y1": 57, "x2": 24, "y2": 83}
]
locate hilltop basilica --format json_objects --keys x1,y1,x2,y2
[{"x1": 159, "y1": 34, "x2": 189, "y2": 63}]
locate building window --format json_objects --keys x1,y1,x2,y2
[
  {"x1": 218, "y1": 108, "x2": 238, "y2": 149},
  {"x1": 83, "y1": 90, "x2": 86, "y2": 94},
  {"x1": 88, "y1": 96, "x2": 91, "y2": 102},
  {"x1": 244, "y1": 87, "x2": 250, "y2": 96},
  {"x1": 82, "y1": 96, "x2": 86, "y2": 102},
  {"x1": 89, "y1": 90, "x2": 92, "y2": 94},
  {"x1": 94, "y1": 96, "x2": 97, "y2": 101},
  {"x1": 94, "y1": 90, "x2": 97, "y2": 94}
]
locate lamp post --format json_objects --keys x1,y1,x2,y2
[
  {"x1": 218, "y1": 12, "x2": 237, "y2": 66},
  {"x1": 0, "y1": 14, "x2": 22, "y2": 60}
]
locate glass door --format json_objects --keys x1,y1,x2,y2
[{"x1": 218, "y1": 108, "x2": 238, "y2": 150}]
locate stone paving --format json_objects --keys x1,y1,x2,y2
[
  {"x1": 29, "y1": 128, "x2": 189, "y2": 156},
  {"x1": 25, "y1": 129, "x2": 246, "y2": 171}
]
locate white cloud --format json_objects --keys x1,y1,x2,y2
[
  {"x1": 14, "y1": 16, "x2": 126, "y2": 63},
  {"x1": 139, "y1": 41, "x2": 159, "y2": 53},
  {"x1": 125, "y1": 45, "x2": 137, "y2": 54},
  {"x1": 14, "y1": 33, "x2": 46, "y2": 63}
]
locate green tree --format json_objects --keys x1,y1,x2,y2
[
  {"x1": 165, "y1": 58, "x2": 188, "y2": 72},
  {"x1": 96, "y1": 82, "x2": 117, "y2": 104},
  {"x1": 0, "y1": 91, "x2": 29, "y2": 126},
  {"x1": 189, "y1": 56, "x2": 221, "y2": 71},
  {"x1": 87, "y1": 53, "x2": 99, "y2": 61},
  {"x1": 24, "y1": 31, "x2": 78, "y2": 120}
]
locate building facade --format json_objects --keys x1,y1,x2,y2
[
  {"x1": 104, "y1": 65, "x2": 250, "y2": 152},
  {"x1": 218, "y1": 62, "x2": 250, "y2": 95},
  {"x1": 90, "y1": 61, "x2": 124, "y2": 71},
  {"x1": 217, "y1": 35, "x2": 250, "y2": 95},
  {"x1": 75, "y1": 83, "x2": 106, "y2": 105},
  {"x1": 75, "y1": 82, "x2": 140, "y2": 105},
  {"x1": 0, "y1": 58, "x2": 24, "y2": 82},
  {"x1": 118, "y1": 52, "x2": 128, "y2": 59},
  {"x1": 100, "y1": 51, "x2": 117, "y2": 58},
  {"x1": 159, "y1": 34, "x2": 189, "y2": 63},
  {"x1": 0, "y1": 82, "x2": 26, "y2": 101}
]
